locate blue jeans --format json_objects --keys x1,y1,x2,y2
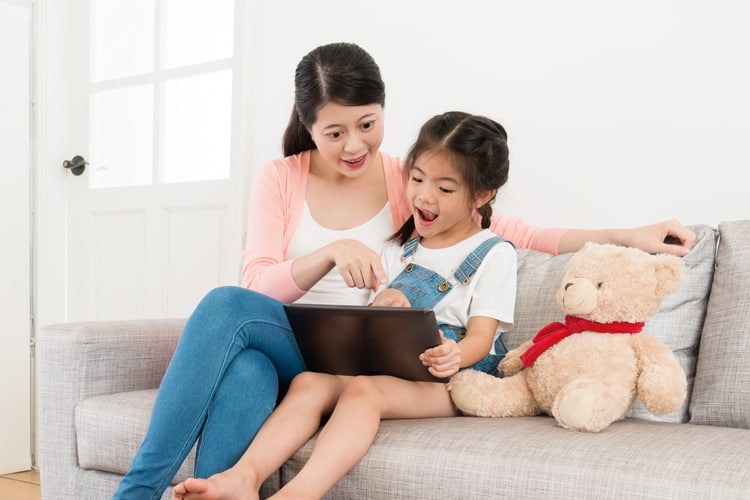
[{"x1": 112, "y1": 286, "x2": 306, "y2": 500}]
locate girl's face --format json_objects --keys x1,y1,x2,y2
[
  {"x1": 308, "y1": 101, "x2": 384, "y2": 178},
  {"x1": 407, "y1": 151, "x2": 491, "y2": 247}
]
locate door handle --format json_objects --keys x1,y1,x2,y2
[{"x1": 63, "y1": 155, "x2": 87, "y2": 176}]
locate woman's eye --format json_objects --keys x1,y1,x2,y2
[
  {"x1": 328, "y1": 131, "x2": 342, "y2": 139},
  {"x1": 361, "y1": 120, "x2": 374, "y2": 131}
]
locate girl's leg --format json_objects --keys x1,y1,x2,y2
[
  {"x1": 113, "y1": 286, "x2": 305, "y2": 500},
  {"x1": 273, "y1": 377, "x2": 456, "y2": 500},
  {"x1": 173, "y1": 372, "x2": 348, "y2": 500}
]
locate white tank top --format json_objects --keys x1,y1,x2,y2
[{"x1": 287, "y1": 201, "x2": 393, "y2": 305}]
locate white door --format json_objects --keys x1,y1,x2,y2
[
  {"x1": 39, "y1": 0, "x2": 245, "y2": 323},
  {"x1": 0, "y1": 0, "x2": 31, "y2": 474}
]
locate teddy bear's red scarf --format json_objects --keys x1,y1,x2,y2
[{"x1": 520, "y1": 315, "x2": 645, "y2": 367}]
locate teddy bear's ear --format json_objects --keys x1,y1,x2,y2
[{"x1": 652, "y1": 254, "x2": 685, "y2": 298}]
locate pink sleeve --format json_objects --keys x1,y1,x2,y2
[
  {"x1": 489, "y1": 215, "x2": 570, "y2": 255},
  {"x1": 382, "y1": 154, "x2": 411, "y2": 229},
  {"x1": 240, "y1": 160, "x2": 306, "y2": 303}
]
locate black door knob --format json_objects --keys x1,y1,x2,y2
[{"x1": 63, "y1": 155, "x2": 87, "y2": 176}]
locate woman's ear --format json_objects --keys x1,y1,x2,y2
[{"x1": 474, "y1": 189, "x2": 496, "y2": 209}]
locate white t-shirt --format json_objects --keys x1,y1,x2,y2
[
  {"x1": 287, "y1": 201, "x2": 393, "y2": 305},
  {"x1": 376, "y1": 229, "x2": 517, "y2": 336}
]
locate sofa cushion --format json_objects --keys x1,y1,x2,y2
[
  {"x1": 285, "y1": 417, "x2": 750, "y2": 499},
  {"x1": 690, "y1": 220, "x2": 750, "y2": 428},
  {"x1": 75, "y1": 389, "x2": 196, "y2": 481},
  {"x1": 510, "y1": 225, "x2": 717, "y2": 423}
]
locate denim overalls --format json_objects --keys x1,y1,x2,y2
[{"x1": 388, "y1": 235, "x2": 513, "y2": 374}]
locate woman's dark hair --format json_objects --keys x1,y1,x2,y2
[
  {"x1": 391, "y1": 111, "x2": 510, "y2": 245},
  {"x1": 282, "y1": 42, "x2": 386, "y2": 157}
]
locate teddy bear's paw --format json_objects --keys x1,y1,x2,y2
[
  {"x1": 447, "y1": 370, "x2": 497, "y2": 416},
  {"x1": 637, "y1": 365, "x2": 688, "y2": 416},
  {"x1": 553, "y1": 379, "x2": 627, "y2": 433},
  {"x1": 448, "y1": 370, "x2": 540, "y2": 417},
  {"x1": 497, "y1": 354, "x2": 524, "y2": 377}
]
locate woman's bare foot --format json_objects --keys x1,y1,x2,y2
[{"x1": 171, "y1": 469, "x2": 259, "y2": 500}]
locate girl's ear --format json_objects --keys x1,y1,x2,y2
[{"x1": 474, "y1": 189, "x2": 496, "y2": 209}]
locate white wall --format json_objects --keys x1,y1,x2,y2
[
  {"x1": 241, "y1": 0, "x2": 749, "y2": 230},
  {"x1": 0, "y1": 0, "x2": 32, "y2": 474}
]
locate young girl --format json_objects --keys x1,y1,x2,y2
[{"x1": 172, "y1": 111, "x2": 518, "y2": 499}]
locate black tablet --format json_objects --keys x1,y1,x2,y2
[{"x1": 284, "y1": 303, "x2": 447, "y2": 382}]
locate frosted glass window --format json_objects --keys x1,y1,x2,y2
[
  {"x1": 91, "y1": 0, "x2": 154, "y2": 81},
  {"x1": 90, "y1": 85, "x2": 153, "y2": 188},
  {"x1": 163, "y1": 70, "x2": 232, "y2": 183},
  {"x1": 163, "y1": 0, "x2": 234, "y2": 69}
]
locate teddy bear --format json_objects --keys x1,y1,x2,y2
[{"x1": 447, "y1": 242, "x2": 687, "y2": 432}]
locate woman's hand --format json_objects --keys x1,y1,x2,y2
[
  {"x1": 558, "y1": 219, "x2": 697, "y2": 257},
  {"x1": 620, "y1": 220, "x2": 697, "y2": 256},
  {"x1": 371, "y1": 288, "x2": 410, "y2": 307},
  {"x1": 420, "y1": 331, "x2": 461, "y2": 378},
  {"x1": 290, "y1": 239, "x2": 386, "y2": 292},
  {"x1": 328, "y1": 239, "x2": 387, "y2": 290}
]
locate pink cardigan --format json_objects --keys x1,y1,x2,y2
[{"x1": 241, "y1": 150, "x2": 567, "y2": 303}]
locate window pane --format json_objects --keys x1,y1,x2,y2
[
  {"x1": 90, "y1": 85, "x2": 154, "y2": 188},
  {"x1": 163, "y1": 0, "x2": 234, "y2": 69},
  {"x1": 91, "y1": 0, "x2": 154, "y2": 81},
  {"x1": 163, "y1": 70, "x2": 232, "y2": 183}
]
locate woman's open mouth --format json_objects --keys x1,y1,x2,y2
[{"x1": 342, "y1": 154, "x2": 367, "y2": 169}]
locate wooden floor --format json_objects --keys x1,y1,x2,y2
[{"x1": 0, "y1": 470, "x2": 40, "y2": 500}]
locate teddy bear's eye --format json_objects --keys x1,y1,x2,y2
[{"x1": 596, "y1": 282, "x2": 603, "y2": 289}]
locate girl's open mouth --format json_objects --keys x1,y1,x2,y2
[{"x1": 417, "y1": 208, "x2": 438, "y2": 225}]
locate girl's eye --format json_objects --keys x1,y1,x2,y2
[
  {"x1": 439, "y1": 187, "x2": 454, "y2": 194},
  {"x1": 361, "y1": 120, "x2": 375, "y2": 131},
  {"x1": 328, "y1": 131, "x2": 343, "y2": 139},
  {"x1": 410, "y1": 175, "x2": 422, "y2": 183}
]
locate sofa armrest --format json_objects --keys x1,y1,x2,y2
[{"x1": 37, "y1": 318, "x2": 185, "y2": 499}]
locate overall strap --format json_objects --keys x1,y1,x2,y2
[
  {"x1": 400, "y1": 236, "x2": 421, "y2": 259},
  {"x1": 452, "y1": 236, "x2": 512, "y2": 284}
]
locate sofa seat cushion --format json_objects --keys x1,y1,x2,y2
[
  {"x1": 690, "y1": 220, "x2": 750, "y2": 428},
  {"x1": 283, "y1": 417, "x2": 750, "y2": 499},
  {"x1": 75, "y1": 389, "x2": 196, "y2": 483},
  {"x1": 511, "y1": 225, "x2": 717, "y2": 422}
]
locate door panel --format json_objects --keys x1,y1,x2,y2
[{"x1": 47, "y1": 0, "x2": 243, "y2": 322}]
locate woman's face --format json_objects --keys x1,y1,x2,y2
[{"x1": 308, "y1": 101, "x2": 384, "y2": 178}]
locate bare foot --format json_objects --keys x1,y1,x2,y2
[{"x1": 171, "y1": 470, "x2": 259, "y2": 500}]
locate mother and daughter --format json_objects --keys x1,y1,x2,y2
[{"x1": 113, "y1": 42, "x2": 696, "y2": 500}]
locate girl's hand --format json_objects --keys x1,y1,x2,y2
[
  {"x1": 329, "y1": 239, "x2": 387, "y2": 290},
  {"x1": 420, "y1": 331, "x2": 461, "y2": 378},
  {"x1": 371, "y1": 288, "x2": 410, "y2": 307}
]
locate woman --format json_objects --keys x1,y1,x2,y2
[{"x1": 113, "y1": 42, "x2": 695, "y2": 500}]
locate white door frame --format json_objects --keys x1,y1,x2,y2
[{"x1": 34, "y1": 0, "x2": 85, "y2": 328}]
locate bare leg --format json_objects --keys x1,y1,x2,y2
[
  {"x1": 172, "y1": 372, "x2": 349, "y2": 500},
  {"x1": 270, "y1": 376, "x2": 456, "y2": 500}
]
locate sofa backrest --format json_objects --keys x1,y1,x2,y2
[
  {"x1": 511, "y1": 224, "x2": 717, "y2": 423},
  {"x1": 690, "y1": 220, "x2": 750, "y2": 429}
]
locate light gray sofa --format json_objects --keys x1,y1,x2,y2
[{"x1": 37, "y1": 220, "x2": 750, "y2": 499}]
